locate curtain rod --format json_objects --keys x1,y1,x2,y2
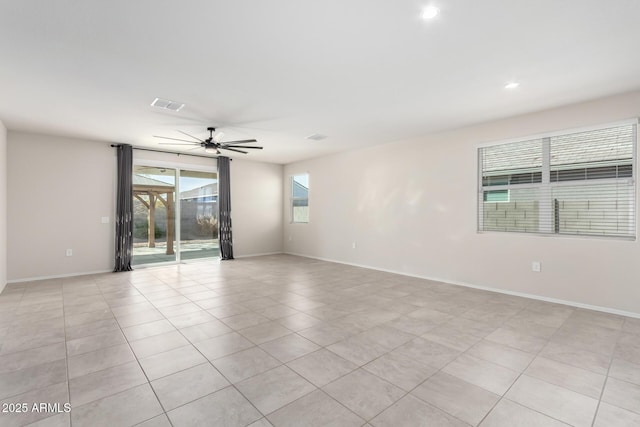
[{"x1": 110, "y1": 144, "x2": 231, "y2": 160}]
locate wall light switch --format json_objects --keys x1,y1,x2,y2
[
  {"x1": 66, "y1": 249, "x2": 73, "y2": 257},
  {"x1": 101, "y1": 216, "x2": 110, "y2": 224},
  {"x1": 532, "y1": 261, "x2": 541, "y2": 272},
  {"x1": 352, "y1": 242, "x2": 357, "y2": 249}
]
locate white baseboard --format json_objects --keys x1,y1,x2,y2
[
  {"x1": 7, "y1": 269, "x2": 114, "y2": 284},
  {"x1": 235, "y1": 251, "x2": 284, "y2": 259},
  {"x1": 8, "y1": 252, "x2": 638, "y2": 320},
  {"x1": 5, "y1": 253, "x2": 285, "y2": 282},
  {"x1": 283, "y1": 252, "x2": 640, "y2": 319}
]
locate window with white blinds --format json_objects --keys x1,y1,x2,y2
[{"x1": 478, "y1": 122, "x2": 637, "y2": 239}]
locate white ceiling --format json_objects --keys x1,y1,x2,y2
[{"x1": 1, "y1": 1, "x2": 640, "y2": 164}]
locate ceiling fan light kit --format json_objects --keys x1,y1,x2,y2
[{"x1": 154, "y1": 126, "x2": 263, "y2": 155}]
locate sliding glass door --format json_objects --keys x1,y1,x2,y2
[
  {"x1": 132, "y1": 165, "x2": 218, "y2": 266},
  {"x1": 179, "y1": 170, "x2": 219, "y2": 260},
  {"x1": 132, "y1": 166, "x2": 177, "y2": 265}
]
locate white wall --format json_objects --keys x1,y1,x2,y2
[
  {"x1": 0, "y1": 119, "x2": 7, "y2": 293},
  {"x1": 8, "y1": 133, "x2": 116, "y2": 280},
  {"x1": 284, "y1": 90, "x2": 640, "y2": 316},
  {"x1": 7, "y1": 133, "x2": 283, "y2": 281},
  {"x1": 231, "y1": 159, "x2": 283, "y2": 256}
]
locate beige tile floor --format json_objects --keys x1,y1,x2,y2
[{"x1": 0, "y1": 254, "x2": 639, "y2": 427}]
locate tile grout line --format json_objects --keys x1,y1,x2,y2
[
  {"x1": 387, "y1": 311, "x2": 512, "y2": 426},
  {"x1": 397, "y1": 301, "x2": 575, "y2": 426},
  {"x1": 62, "y1": 279, "x2": 74, "y2": 427},
  {"x1": 192, "y1": 286, "x2": 369, "y2": 423},
  {"x1": 63, "y1": 272, "x2": 174, "y2": 426},
  {"x1": 4, "y1": 257, "x2": 637, "y2": 426},
  {"x1": 471, "y1": 303, "x2": 544, "y2": 426},
  {"x1": 262, "y1": 285, "x2": 519, "y2": 423},
  {"x1": 207, "y1": 301, "x2": 326, "y2": 422},
  {"x1": 312, "y1": 317, "x2": 460, "y2": 424},
  {"x1": 178, "y1": 280, "x2": 299, "y2": 425},
  {"x1": 478, "y1": 306, "x2": 626, "y2": 426},
  {"x1": 113, "y1": 272, "x2": 184, "y2": 427},
  {"x1": 589, "y1": 327, "x2": 622, "y2": 427},
  {"x1": 127, "y1": 272, "x2": 269, "y2": 426},
  {"x1": 473, "y1": 319, "x2": 566, "y2": 426},
  {"x1": 0, "y1": 284, "x2": 66, "y2": 425}
]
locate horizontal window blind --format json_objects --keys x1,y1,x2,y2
[{"x1": 478, "y1": 123, "x2": 636, "y2": 238}]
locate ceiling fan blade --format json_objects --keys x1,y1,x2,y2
[
  {"x1": 213, "y1": 131, "x2": 225, "y2": 143},
  {"x1": 222, "y1": 145, "x2": 263, "y2": 149},
  {"x1": 220, "y1": 147, "x2": 248, "y2": 154},
  {"x1": 177, "y1": 130, "x2": 204, "y2": 142},
  {"x1": 158, "y1": 142, "x2": 199, "y2": 146},
  {"x1": 221, "y1": 139, "x2": 258, "y2": 144},
  {"x1": 153, "y1": 135, "x2": 199, "y2": 144}
]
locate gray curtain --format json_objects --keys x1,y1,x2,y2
[
  {"x1": 114, "y1": 144, "x2": 133, "y2": 271},
  {"x1": 218, "y1": 156, "x2": 234, "y2": 260}
]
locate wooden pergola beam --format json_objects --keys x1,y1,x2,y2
[
  {"x1": 133, "y1": 194, "x2": 149, "y2": 209},
  {"x1": 133, "y1": 184, "x2": 176, "y2": 255}
]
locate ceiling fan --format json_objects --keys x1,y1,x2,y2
[{"x1": 153, "y1": 127, "x2": 263, "y2": 155}]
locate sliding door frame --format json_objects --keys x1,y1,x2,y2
[{"x1": 132, "y1": 159, "x2": 218, "y2": 266}]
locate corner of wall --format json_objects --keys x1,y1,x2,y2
[
  {"x1": 0, "y1": 119, "x2": 7, "y2": 294},
  {"x1": 228, "y1": 159, "x2": 285, "y2": 256}
]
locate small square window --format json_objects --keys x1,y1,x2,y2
[{"x1": 291, "y1": 174, "x2": 309, "y2": 223}]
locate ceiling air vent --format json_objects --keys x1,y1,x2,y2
[
  {"x1": 306, "y1": 133, "x2": 327, "y2": 141},
  {"x1": 151, "y1": 97, "x2": 185, "y2": 112}
]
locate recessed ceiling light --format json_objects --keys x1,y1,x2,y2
[
  {"x1": 504, "y1": 82, "x2": 520, "y2": 90},
  {"x1": 422, "y1": 5, "x2": 440, "y2": 20}
]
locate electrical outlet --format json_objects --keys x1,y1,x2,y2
[
  {"x1": 101, "y1": 216, "x2": 110, "y2": 224},
  {"x1": 532, "y1": 261, "x2": 541, "y2": 272},
  {"x1": 66, "y1": 249, "x2": 73, "y2": 257}
]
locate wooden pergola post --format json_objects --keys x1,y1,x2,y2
[
  {"x1": 148, "y1": 193, "x2": 156, "y2": 248},
  {"x1": 166, "y1": 191, "x2": 175, "y2": 255},
  {"x1": 133, "y1": 179, "x2": 176, "y2": 257}
]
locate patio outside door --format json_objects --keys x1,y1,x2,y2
[
  {"x1": 132, "y1": 165, "x2": 218, "y2": 266},
  {"x1": 178, "y1": 169, "x2": 219, "y2": 261}
]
